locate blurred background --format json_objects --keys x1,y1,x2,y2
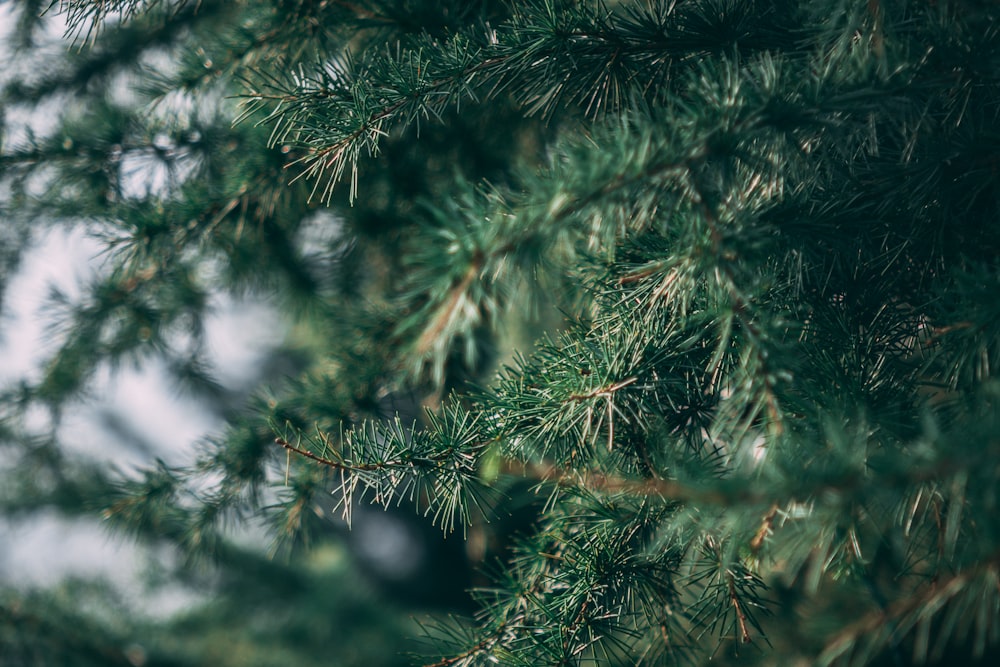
[{"x1": 0, "y1": 3, "x2": 524, "y2": 664}]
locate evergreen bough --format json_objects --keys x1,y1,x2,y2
[{"x1": 2, "y1": 0, "x2": 1000, "y2": 665}]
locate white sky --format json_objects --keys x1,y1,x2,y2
[{"x1": 0, "y1": 224, "x2": 286, "y2": 610}]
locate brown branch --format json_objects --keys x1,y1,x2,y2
[
  {"x1": 619, "y1": 265, "x2": 661, "y2": 284},
  {"x1": 728, "y1": 573, "x2": 752, "y2": 644},
  {"x1": 750, "y1": 503, "x2": 779, "y2": 553},
  {"x1": 276, "y1": 435, "x2": 468, "y2": 473},
  {"x1": 868, "y1": 0, "x2": 885, "y2": 59},
  {"x1": 925, "y1": 321, "x2": 974, "y2": 345},
  {"x1": 422, "y1": 627, "x2": 505, "y2": 667},
  {"x1": 821, "y1": 549, "x2": 1000, "y2": 662},
  {"x1": 274, "y1": 437, "x2": 388, "y2": 472},
  {"x1": 415, "y1": 253, "x2": 484, "y2": 356},
  {"x1": 514, "y1": 461, "x2": 741, "y2": 505},
  {"x1": 568, "y1": 376, "x2": 638, "y2": 401},
  {"x1": 567, "y1": 376, "x2": 639, "y2": 451},
  {"x1": 504, "y1": 441, "x2": 999, "y2": 524},
  {"x1": 329, "y1": 0, "x2": 389, "y2": 22},
  {"x1": 275, "y1": 437, "x2": 345, "y2": 468}
]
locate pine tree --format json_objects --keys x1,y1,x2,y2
[{"x1": 3, "y1": 0, "x2": 1000, "y2": 665}]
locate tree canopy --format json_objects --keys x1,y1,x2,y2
[{"x1": 2, "y1": 0, "x2": 1000, "y2": 665}]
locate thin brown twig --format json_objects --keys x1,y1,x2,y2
[
  {"x1": 275, "y1": 437, "x2": 344, "y2": 467},
  {"x1": 820, "y1": 549, "x2": 1000, "y2": 662},
  {"x1": 422, "y1": 629, "x2": 503, "y2": 667},
  {"x1": 750, "y1": 503, "x2": 779, "y2": 553},
  {"x1": 619, "y1": 262, "x2": 665, "y2": 284},
  {"x1": 274, "y1": 437, "x2": 390, "y2": 472},
  {"x1": 568, "y1": 376, "x2": 638, "y2": 401},
  {"x1": 568, "y1": 376, "x2": 638, "y2": 451},
  {"x1": 728, "y1": 572, "x2": 752, "y2": 643},
  {"x1": 515, "y1": 461, "x2": 740, "y2": 505},
  {"x1": 415, "y1": 253, "x2": 484, "y2": 357},
  {"x1": 328, "y1": 0, "x2": 388, "y2": 22}
]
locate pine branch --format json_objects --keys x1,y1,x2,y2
[
  {"x1": 421, "y1": 628, "x2": 506, "y2": 667},
  {"x1": 819, "y1": 549, "x2": 1000, "y2": 666},
  {"x1": 242, "y1": 0, "x2": 809, "y2": 203},
  {"x1": 7, "y1": 2, "x2": 1000, "y2": 665},
  {"x1": 413, "y1": 251, "x2": 485, "y2": 358},
  {"x1": 244, "y1": 44, "x2": 509, "y2": 202},
  {"x1": 272, "y1": 406, "x2": 498, "y2": 532},
  {"x1": 727, "y1": 571, "x2": 752, "y2": 645}
]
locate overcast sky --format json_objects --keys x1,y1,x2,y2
[
  {"x1": 0, "y1": 223, "x2": 287, "y2": 611},
  {"x1": 0, "y1": 4, "x2": 288, "y2": 608}
]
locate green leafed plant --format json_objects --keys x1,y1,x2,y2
[{"x1": 2, "y1": 0, "x2": 1000, "y2": 665}]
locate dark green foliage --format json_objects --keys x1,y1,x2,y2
[
  {"x1": 0, "y1": 557, "x2": 417, "y2": 667},
  {"x1": 3, "y1": 0, "x2": 1000, "y2": 665}
]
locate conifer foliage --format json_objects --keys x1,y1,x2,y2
[{"x1": 3, "y1": 0, "x2": 1000, "y2": 665}]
